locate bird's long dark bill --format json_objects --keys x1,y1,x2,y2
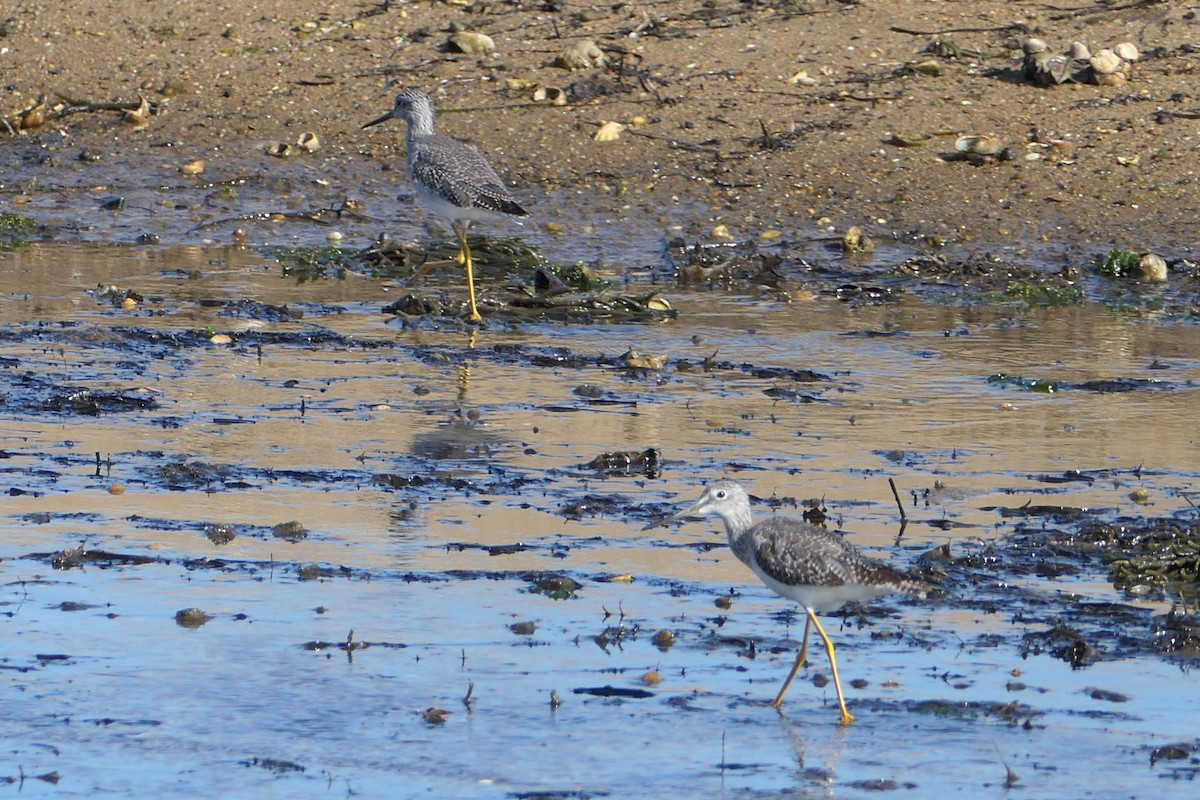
[
  {"x1": 362, "y1": 111, "x2": 393, "y2": 130},
  {"x1": 641, "y1": 498, "x2": 708, "y2": 531}
]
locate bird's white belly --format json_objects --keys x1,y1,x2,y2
[
  {"x1": 410, "y1": 175, "x2": 520, "y2": 228},
  {"x1": 749, "y1": 562, "x2": 894, "y2": 613}
]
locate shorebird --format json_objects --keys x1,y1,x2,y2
[
  {"x1": 363, "y1": 89, "x2": 527, "y2": 321},
  {"x1": 645, "y1": 479, "x2": 928, "y2": 724}
]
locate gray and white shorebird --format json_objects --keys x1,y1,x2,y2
[
  {"x1": 645, "y1": 479, "x2": 929, "y2": 724},
  {"x1": 363, "y1": 89, "x2": 527, "y2": 321}
]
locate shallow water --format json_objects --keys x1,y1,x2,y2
[{"x1": 2, "y1": 244, "x2": 1199, "y2": 798}]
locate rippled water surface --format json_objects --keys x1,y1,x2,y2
[{"x1": 2, "y1": 244, "x2": 1198, "y2": 798}]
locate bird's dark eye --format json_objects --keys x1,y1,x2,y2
[{"x1": 715, "y1": 490, "x2": 726, "y2": 499}]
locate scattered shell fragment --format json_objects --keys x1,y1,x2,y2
[
  {"x1": 955, "y1": 134, "x2": 1003, "y2": 156},
  {"x1": 125, "y1": 95, "x2": 151, "y2": 129},
  {"x1": 710, "y1": 223, "x2": 733, "y2": 242},
  {"x1": 505, "y1": 77, "x2": 538, "y2": 92},
  {"x1": 890, "y1": 130, "x2": 930, "y2": 147},
  {"x1": 272, "y1": 520, "x2": 309, "y2": 541},
  {"x1": 533, "y1": 86, "x2": 567, "y2": 106},
  {"x1": 623, "y1": 351, "x2": 667, "y2": 370},
  {"x1": 1022, "y1": 38, "x2": 1048, "y2": 55},
  {"x1": 910, "y1": 59, "x2": 943, "y2": 76},
  {"x1": 108, "y1": 484, "x2": 125, "y2": 496},
  {"x1": 209, "y1": 333, "x2": 233, "y2": 345},
  {"x1": 297, "y1": 131, "x2": 319, "y2": 153},
  {"x1": 17, "y1": 94, "x2": 48, "y2": 130},
  {"x1": 1068, "y1": 42, "x2": 1092, "y2": 60},
  {"x1": 842, "y1": 225, "x2": 874, "y2": 255},
  {"x1": 1090, "y1": 49, "x2": 1123, "y2": 75},
  {"x1": 652, "y1": 630, "x2": 676, "y2": 650},
  {"x1": 266, "y1": 142, "x2": 293, "y2": 158},
  {"x1": 1129, "y1": 487, "x2": 1151, "y2": 504},
  {"x1": 593, "y1": 120, "x2": 626, "y2": 141},
  {"x1": 555, "y1": 38, "x2": 606, "y2": 70},
  {"x1": 447, "y1": 31, "x2": 495, "y2": 56},
  {"x1": 175, "y1": 608, "x2": 211, "y2": 628},
  {"x1": 1114, "y1": 42, "x2": 1139, "y2": 62},
  {"x1": 179, "y1": 159, "x2": 205, "y2": 175},
  {"x1": 788, "y1": 69, "x2": 817, "y2": 86},
  {"x1": 205, "y1": 523, "x2": 237, "y2": 545},
  {"x1": 1048, "y1": 138, "x2": 1075, "y2": 162},
  {"x1": 1138, "y1": 253, "x2": 1168, "y2": 281}
]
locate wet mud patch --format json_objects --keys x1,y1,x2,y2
[
  {"x1": 275, "y1": 238, "x2": 677, "y2": 325},
  {"x1": 925, "y1": 512, "x2": 1200, "y2": 667},
  {"x1": 655, "y1": 237, "x2": 1200, "y2": 318}
]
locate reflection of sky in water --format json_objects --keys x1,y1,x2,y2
[
  {"x1": 4, "y1": 559, "x2": 1194, "y2": 798},
  {"x1": 1, "y1": 245, "x2": 1198, "y2": 797}
]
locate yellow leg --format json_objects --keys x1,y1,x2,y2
[
  {"x1": 454, "y1": 223, "x2": 481, "y2": 321},
  {"x1": 771, "y1": 614, "x2": 812, "y2": 708},
  {"x1": 808, "y1": 610, "x2": 855, "y2": 725}
]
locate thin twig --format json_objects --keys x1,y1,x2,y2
[
  {"x1": 890, "y1": 477, "x2": 909, "y2": 544},
  {"x1": 889, "y1": 477, "x2": 908, "y2": 524},
  {"x1": 890, "y1": 23, "x2": 1028, "y2": 36}
]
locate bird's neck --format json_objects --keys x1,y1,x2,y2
[
  {"x1": 406, "y1": 108, "x2": 437, "y2": 140},
  {"x1": 719, "y1": 510, "x2": 756, "y2": 561}
]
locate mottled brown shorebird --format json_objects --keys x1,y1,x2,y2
[
  {"x1": 645, "y1": 479, "x2": 928, "y2": 724},
  {"x1": 363, "y1": 89, "x2": 527, "y2": 321}
]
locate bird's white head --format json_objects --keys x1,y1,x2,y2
[
  {"x1": 362, "y1": 89, "x2": 435, "y2": 133},
  {"x1": 643, "y1": 479, "x2": 751, "y2": 532},
  {"x1": 679, "y1": 480, "x2": 749, "y2": 522}
]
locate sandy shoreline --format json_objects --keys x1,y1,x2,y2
[{"x1": 2, "y1": 1, "x2": 1198, "y2": 258}]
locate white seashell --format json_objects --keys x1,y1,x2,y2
[
  {"x1": 447, "y1": 31, "x2": 495, "y2": 56},
  {"x1": 1114, "y1": 42, "x2": 1139, "y2": 62},
  {"x1": 533, "y1": 86, "x2": 567, "y2": 106},
  {"x1": 1022, "y1": 37, "x2": 1048, "y2": 55},
  {"x1": 297, "y1": 131, "x2": 320, "y2": 153},
  {"x1": 558, "y1": 39, "x2": 606, "y2": 70},
  {"x1": 1138, "y1": 253, "x2": 1167, "y2": 281},
  {"x1": 842, "y1": 226, "x2": 873, "y2": 254},
  {"x1": 955, "y1": 134, "x2": 1003, "y2": 155},
  {"x1": 1068, "y1": 41, "x2": 1092, "y2": 60},
  {"x1": 593, "y1": 121, "x2": 626, "y2": 142},
  {"x1": 1090, "y1": 49, "x2": 1123, "y2": 75}
]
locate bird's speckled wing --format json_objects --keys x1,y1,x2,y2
[
  {"x1": 749, "y1": 517, "x2": 909, "y2": 589},
  {"x1": 410, "y1": 135, "x2": 526, "y2": 215}
]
